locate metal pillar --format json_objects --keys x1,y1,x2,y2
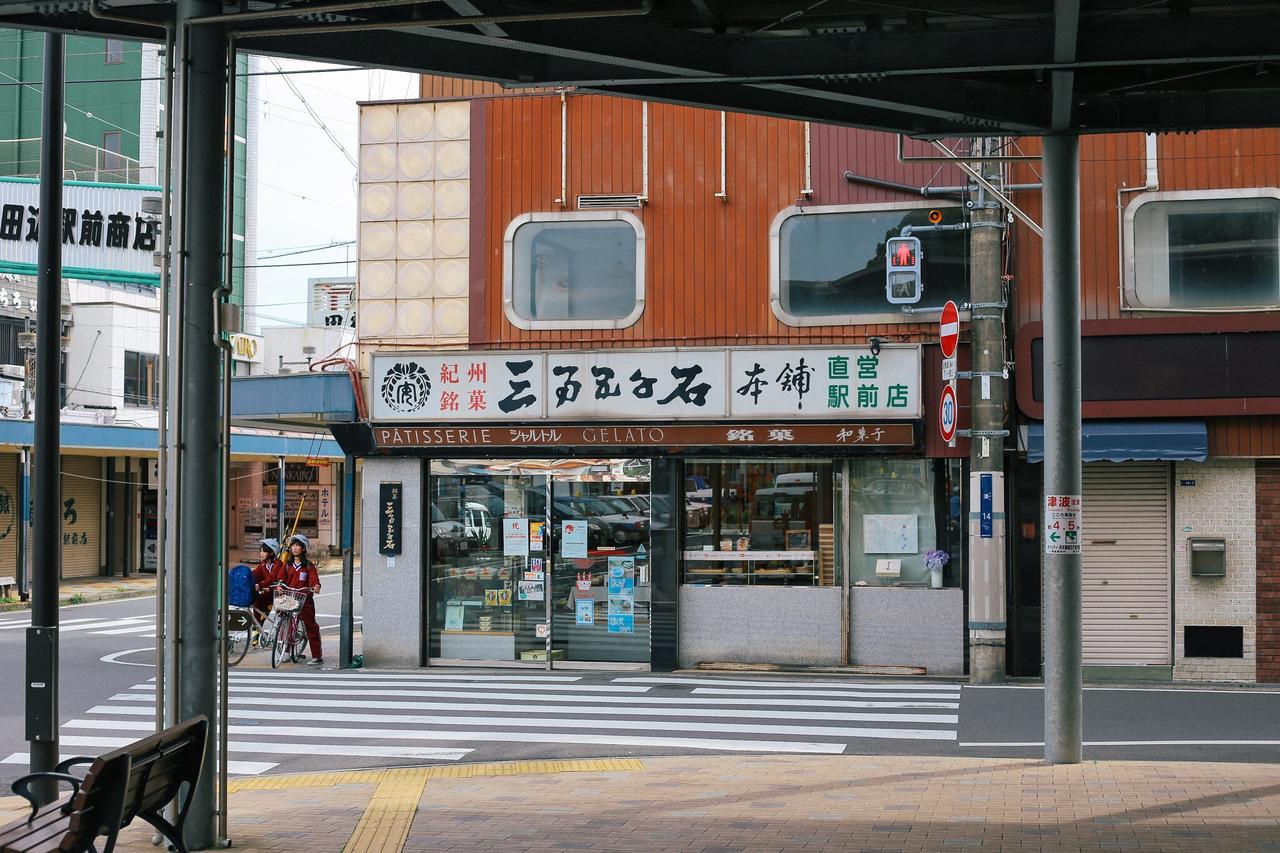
[
  {"x1": 340, "y1": 454, "x2": 355, "y2": 668},
  {"x1": 277, "y1": 455, "x2": 286, "y2": 542},
  {"x1": 17, "y1": 447, "x2": 29, "y2": 600},
  {"x1": 26, "y1": 32, "x2": 63, "y2": 803},
  {"x1": 967, "y1": 138, "x2": 1008, "y2": 684},
  {"x1": 1042, "y1": 134, "x2": 1083, "y2": 765},
  {"x1": 172, "y1": 1, "x2": 226, "y2": 845}
]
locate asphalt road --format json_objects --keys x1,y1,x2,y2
[
  {"x1": 3, "y1": 581, "x2": 1280, "y2": 785},
  {"x1": 0, "y1": 571, "x2": 360, "y2": 785}
]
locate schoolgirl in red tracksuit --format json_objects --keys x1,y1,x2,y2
[
  {"x1": 251, "y1": 538, "x2": 284, "y2": 622},
  {"x1": 278, "y1": 534, "x2": 324, "y2": 665}
]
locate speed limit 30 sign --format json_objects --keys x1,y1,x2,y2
[{"x1": 938, "y1": 383, "x2": 958, "y2": 445}]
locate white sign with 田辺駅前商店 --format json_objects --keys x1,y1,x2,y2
[{"x1": 370, "y1": 346, "x2": 920, "y2": 422}]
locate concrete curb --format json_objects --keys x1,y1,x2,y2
[{"x1": 0, "y1": 585, "x2": 156, "y2": 613}]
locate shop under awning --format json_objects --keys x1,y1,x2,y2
[
  {"x1": 0, "y1": 418, "x2": 344, "y2": 459},
  {"x1": 1026, "y1": 421, "x2": 1207, "y2": 464}
]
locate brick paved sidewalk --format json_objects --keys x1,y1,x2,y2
[
  {"x1": 0, "y1": 755, "x2": 1230, "y2": 851},
  {"x1": 5, "y1": 754, "x2": 1279, "y2": 851}
]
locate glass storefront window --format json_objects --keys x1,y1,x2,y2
[
  {"x1": 428, "y1": 459, "x2": 652, "y2": 665},
  {"x1": 848, "y1": 458, "x2": 961, "y2": 587},
  {"x1": 681, "y1": 459, "x2": 839, "y2": 586}
]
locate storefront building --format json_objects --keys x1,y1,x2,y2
[{"x1": 347, "y1": 88, "x2": 985, "y2": 672}]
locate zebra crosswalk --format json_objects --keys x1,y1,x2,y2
[
  {"x1": 0, "y1": 671, "x2": 961, "y2": 777},
  {"x1": 0, "y1": 613, "x2": 362, "y2": 640}
]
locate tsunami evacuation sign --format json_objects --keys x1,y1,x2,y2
[{"x1": 1044, "y1": 494, "x2": 1082, "y2": 555}]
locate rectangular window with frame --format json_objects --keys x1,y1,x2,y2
[
  {"x1": 681, "y1": 459, "x2": 840, "y2": 588},
  {"x1": 1124, "y1": 190, "x2": 1280, "y2": 311},
  {"x1": 503, "y1": 211, "x2": 645, "y2": 330},
  {"x1": 105, "y1": 39, "x2": 124, "y2": 65},
  {"x1": 123, "y1": 351, "x2": 158, "y2": 407},
  {"x1": 101, "y1": 131, "x2": 123, "y2": 174},
  {"x1": 771, "y1": 202, "x2": 969, "y2": 326}
]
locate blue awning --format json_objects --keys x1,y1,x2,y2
[
  {"x1": 0, "y1": 419, "x2": 344, "y2": 459},
  {"x1": 1026, "y1": 421, "x2": 1207, "y2": 463}
]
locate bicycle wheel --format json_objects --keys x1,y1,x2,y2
[
  {"x1": 290, "y1": 619, "x2": 308, "y2": 663},
  {"x1": 227, "y1": 628, "x2": 249, "y2": 667},
  {"x1": 271, "y1": 618, "x2": 294, "y2": 669}
]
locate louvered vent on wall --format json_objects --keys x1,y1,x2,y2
[{"x1": 577, "y1": 194, "x2": 646, "y2": 210}]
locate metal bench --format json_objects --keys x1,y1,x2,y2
[{"x1": 0, "y1": 716, "x2": 208, "y2": 853}]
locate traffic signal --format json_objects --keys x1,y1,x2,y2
[{"x1": 885, "y1": 236, "x2": 922, "y2": 304}]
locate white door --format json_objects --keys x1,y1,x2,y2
[{"x1": 1081, "y1": 462, "x2": 1171, "y2": 666}]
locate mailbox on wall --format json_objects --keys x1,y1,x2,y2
[{"x1": 1188, "y1": 538, "x2": 1226, "y2": 577}]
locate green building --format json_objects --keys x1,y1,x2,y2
[{"x1": 0, "y1": 30, "x2": 257, "y2": 306}]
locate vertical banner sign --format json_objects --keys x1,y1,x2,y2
[
  {"x1": 378, "y1": 482, "x2": 402, "y2": 556},
  {"x1": 561, "y1": 520, "x2": 589, "y2": 559},
  {"x1": 979, "y1": 473, "x2": 994, "y2": 539},
  {"x1": 503, "y1": 517, "x2": 529, "y2": 556},
  {"x1": 1044, "y1": 494, "x2": 1082, "y2": 554}
]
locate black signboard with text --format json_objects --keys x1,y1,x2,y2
[{"x1": 379, "y1": 482, "x2": 402, "y2": 556}]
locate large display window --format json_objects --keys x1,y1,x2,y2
[
  {"x1": 428, "y1": 459, "x2": 652, "y2": 666},
  {"x1": 681, "y1": 459, "x2": 841, "y2": 586},
  {"x1": 848, "y1": 458, "x2": 963, "y2": 587}
]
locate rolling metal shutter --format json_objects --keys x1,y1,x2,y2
[
  {"x1": 61, "y1": 456, "x2": 103, "y2": 579},
  {"x1": 1081, "y1": 462, "x2": 1171, "y2": 666},
  {"x1": 0, "y1": 454, "x2": 17, "y2": 576}
]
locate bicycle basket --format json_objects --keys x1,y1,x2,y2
[{"x1": 274, "y1": 589, "x2": 305, "y2": 613}]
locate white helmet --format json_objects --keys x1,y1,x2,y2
[
  {"x1": 289, "y1": 534, "x2": 310, "y2": 552},
  {"x1": 260, "y1": 538, "x2": 280, "y2": 555}
]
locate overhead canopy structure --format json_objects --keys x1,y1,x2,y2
[{"x1": 3, "y1": 0, "x2": 1280, "y2": 136}]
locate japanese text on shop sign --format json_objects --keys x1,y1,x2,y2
[
  {"x1": 379, "y1": 482, "x2": 402, "y2": 556},
  {"x1": 372, "y1": 347, "x2": 920, "y2": 422},
  {"x1": 0, "y1": 204, "x2": 156, "y2": 251}
]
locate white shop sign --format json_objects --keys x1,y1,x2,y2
[
  {"x1": 0, "y1": 178, "x2": 160, "y2": 284},
  {"x1": 371, "y1": 345, "x2": 920, "y2": 422}
]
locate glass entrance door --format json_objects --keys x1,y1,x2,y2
[
  {"x1": 428, "y1": 458, "x2": 652, "y2": 668},
  {"x1": 549, "y1": 470, "x2": 652, "y2": 664}
]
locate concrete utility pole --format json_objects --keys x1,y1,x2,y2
[
  {"x1": 171, "y1": 0, "x2": 226, "y2": 844},
  {"x1": 26, "y1": 32, "x2": 63, "y2": 802},
  {"x1": 1042, "y1": 134, "x2": 1083, "y2": 764},
  {"x1": 967, "y1": 137, "x2": 1008, "y2": 684}
]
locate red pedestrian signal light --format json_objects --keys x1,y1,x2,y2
[{"x1": 885, "y1": 236, "x2": 923, "y2": 305}]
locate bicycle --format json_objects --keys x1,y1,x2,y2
[
  {"x1": 271, "y1": 586, "x2": 311, "y2": 669},
  {"x1": 226, "y1": 602, "x2": 277, "y2": 667}
]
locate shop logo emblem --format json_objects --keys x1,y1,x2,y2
[{"x1": 381, "y1": 361, "x2": 432, "y2": 413}]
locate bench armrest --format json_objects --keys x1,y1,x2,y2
[
  {"x1": 9, "y1": 772, "x2": 82, "y2": 823},
  {"x1": 54, "y1": 756, "x2": 97, "y2": 775}
]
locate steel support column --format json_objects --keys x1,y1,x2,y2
[
  {"x1": 172, "y1": 1, "x2": 225, "y2": 845},
  {"x1": 26, "y1": 32, "x2": 63, "y2": 803},
  {"x1": 277, "y1": 455, "x2": 286, "y2": 542},
  {"x1": 1042, "y1": 133, "x2": 1083, "y2": 765},
  {"x1": 340, "y1": 454, "x2": 355, "y2": 668}
]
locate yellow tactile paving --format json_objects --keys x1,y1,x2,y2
[
  {"x1": 422, "y1": 757, "x2": 644, "y2": 778},
  {"x1": 343, "y1": 768, "x2": 428, "y2": 853}
]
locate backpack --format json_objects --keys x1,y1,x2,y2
[{"x1": 228, "y1": 565, "x2": 255, "y2": 607}]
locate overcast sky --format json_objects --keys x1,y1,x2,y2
[{"x1": 250, "y1": 57, "x2": 416, "y2": 330}]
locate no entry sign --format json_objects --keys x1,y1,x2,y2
[
  {"x1": 938, "y1": 383, "x2": 958, "y2": 444},
  {"x1": 939, "y1": 300, "x2": 959, "y2": 359}
]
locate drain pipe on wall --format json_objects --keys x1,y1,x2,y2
[{"x1": 1116, "y1": 134, "x2": 1159, "y2": 308}]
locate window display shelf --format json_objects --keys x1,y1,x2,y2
[{"x1": 681, "y1": 550, "x2": 816, "y2": 561}]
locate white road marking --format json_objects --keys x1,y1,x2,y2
[
  {"x1": 92, "y1": 624, "x2": 159, "y2": 636},
  {"x1": 59, "y1": 725, "x2": 473, "y2": 760},
  {"x1": 116, "y1": 687, "x2": 956, "y2": 710},
  {"x1": 56, "y1": 617, "x2": 151, "y2": 634},
  {"x1": 90, "y1": 702, "x2": 956, "y2": 727},
  {"x1": 960, "y1": 740, "x2": 1280, "y2": 748},
  {"x1": 227, "y1": 670, "x2": 583, "y2": 683},
  {"x1": 100, "y1": 648, "x2": 156, "y2": 667},
  {"x1": 0, "y1": 616, "x2": 121, "y2": 630},
  {"x1": 621, "y1": 677, "x2": 963, "y2": 692},
  {"x1": 693, "y1": 688, "x2": 961, "y2": 701},
  {"x1": 1, "y1": 752, "x2": 276, "y2": 776},
  {"x1": 59, "y1": 724, "x2": 845, "y2": 755}
]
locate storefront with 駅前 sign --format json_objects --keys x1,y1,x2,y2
[{"x1": 353, "y1": 344, "x2": 966, "y2": 674}]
